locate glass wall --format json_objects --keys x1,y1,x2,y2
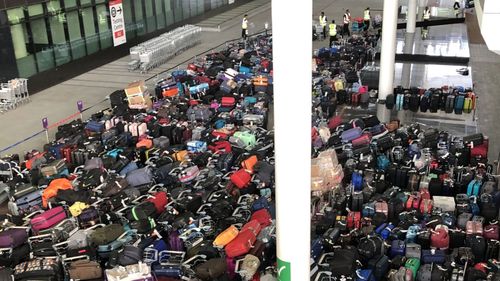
[{"x1": 4, "y1": 0, "x2": 234, "y2": 78}]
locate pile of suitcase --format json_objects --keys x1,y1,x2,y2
[
  {"x1": 311, "y1": 105, "x2": 500, "y2": 280},
  {"x1": 0, "y1": 34, "x2": 277, "y2": 281},
  {"x1": 313, "y1": 61, "x2": 477, "y2": 117},
  {"x1": 385, "y1": 86, "x2": 477, "y2": 115}
]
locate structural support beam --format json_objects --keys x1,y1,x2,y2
[
  {"x1": 377, "y1": 0, "x2": 399, "y2": 122},
  {"x1": 398, "y1": 32, "x2": 416, "y2": 123},
  {"x1": 273, "y1": 0, "x2": 311, "y2": 280},
  {"x1": 407, "y1": 0, "x2": 418, "y2": 33}
]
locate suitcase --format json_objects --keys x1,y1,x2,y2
[
  {"x1": 455, "y1": 94, "x2": 465, "y2": 114},
  {"x1": 421, "y1": 249, "x2": 446, "y2": 264},
  {"x1": 225, "y1": 229, "x2": 256, "y2": 258},
  {"x1": 40, "y1": 159, "x2": 68, "y2": 177},
  {"x1": 30, "y1": 206, "x2": 67, "y2": 234},
  {"x1": 0, "y1": 228, "x2": 28, "y2": 248}
]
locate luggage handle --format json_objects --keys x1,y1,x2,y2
[
  {"x1": 237, "y1": 194, "x2": 254, "y2": 205},
  {"x1": 117, "y1": 229, "x2": 137, "y2": 242},
  {"x1": 85, "y1": 223, "x2": 106, "y2": 232},
  {"x1": 23, "y1": 210, "x2": 43, "y2": 221},
  {"x1": 132, "y1": 194, "x2": 153, "y2": 204},
  {"x1": 52, "y1": 240, "x2": 69, "y2": 252},
  {"x1": 148, "y1": 184, "x2": 165, "y2": 194},
  {"x1": 196, "y1": 203, "x2": 212, "y2": 215},
  {"x1": 62, "y1": 255, "x2": 90, "y2": 265},
  {"x1": 179, "y1": 228, "x2": 202, "y2": 240},
  {"x1": 91, "y1": 197, "x2": 106, "y2": 207},
  {"x1": 28, "y1": 233, "x2": 53, "y2": 243},
  {"x1": 318, "y1": 252, "x2": 335, "y2": 266},
  {"x1": 182, "y1": 254, "x2": 207, "y2": 268},
  {"x1": 198, "y1": 216, "x2": 213, "y2": 232},
  {"x1": 158, "y1": 250, "x2": 186, "y2": 265}
]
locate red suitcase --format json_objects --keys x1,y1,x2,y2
[
  {"x1": 240, "y1": 219, "x2": 262, "y2": 236},
  {"x1": 250, "y1": 209, "x2": 272, "y2": 228},
  {"x1": 230, "y1": 169, "x2": 251, "y2": 189},
  {"x1": 147, "y1": 191, "x2": 168, "y2": 214},
  {"x1": 225, "y1": 229, "x2": 256, "y2": 258},
  {"x1": 221, "y1": 97, "x2": 236, "y2": 107}
]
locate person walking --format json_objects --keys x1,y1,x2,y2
[
  {"x1": 363, "y1": 7, "x2": 371, "y2": 31},
  {"x1": 453, "y1": 0, "x2": 461, "y2": 18},
  {"x1": 423, "y1": 6, "x2": 431, "y2": 29},
  {"x1": 242, "y1": 14, "x2": 249, "y2": 40},
  {"x1": 319, "y1": 12, "x2": 328, "y2": 40},
  {"x1": 329, "y1": 20, "x2": 337, "y2": 47},
  {"x1": 343, "y1": 9, "x2": 351, "y2": 37}
]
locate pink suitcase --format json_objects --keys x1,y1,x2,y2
[{"x1": 30, "y1": 206, "x2": 67, "y2": 234}]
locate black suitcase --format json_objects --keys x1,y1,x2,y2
[{"x1": 463, "y1": 133, "x2": 484, "y2": 146}]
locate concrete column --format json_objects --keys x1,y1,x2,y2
[
  {"x1": 273, "y1": 0, "x2": 311, "y2": 280},
  {"x1": 407, "y1": 0, "x2": 418, "y2": 33},
  {"x1": 377, "y1": 0, "x2": 399, "y2": 122},
  {"x1": 10, "y1": 24, "x2": 28, "y2": 59},
  {"x1": 398, "y1": 32, "x2": 416, "y2": 123}
]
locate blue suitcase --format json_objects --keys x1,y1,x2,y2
[
  {"x1": 454, "y1": 94, "x2": 465, "y2": 114},
  {"x1": 48, "y1": 143, "x2": 65, "y2": 159},
  {"x1": 396, "y1": 93, "x2": 404, "y2": 111},
  {"x1": 390, "y1": 240, "x2": 406, "y2": 258},
  {"x1": 467, "y1": 179, "x2": 481, "y2": 196},
  {"x1": 376, "y1": 223, "x2": 394, "y2": 240},
  {"x1": 362, "y1": 202, "x2": 376, "y2": 217},
  {"x1": 421, "y1": 249, "x2": 446, "y2": 264},
  {"x1": 239, "y1": 66, "x2": 252, "y2": 75},
  {"x1": 14, "y1": 190, "x2": 43, "y2": 215},
  {"x1": 352, "y1": 172, "x2": 363, "y2": 191},
  {"x1": 85, "y1": 121, "x2": 104, "y2": 133},
  {"x1": 356, "y1": 269, "x2": 376, "y2": 281},
  {"x1": 311, "y1": 238, "x2": 324, "y2": 260}
]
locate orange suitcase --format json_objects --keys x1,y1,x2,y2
[{"x1": 213, "y1": 225, "x2": 239, "y2": 247}]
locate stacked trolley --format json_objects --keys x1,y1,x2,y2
[
  {"x1": 129, "y1": 25, "x2": 202, "y2": 73},
  {"x1": 0, "y1": 78, "x2": 29, "y2": 113}
]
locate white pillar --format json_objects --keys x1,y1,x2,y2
[
  {"x1": 407, "y1": 0, "x2": 418, "y2": 33},
  {"x1": 273, "y1": 0, "x2": 311, "y2": 280},
  {"x1": 377, "y1": 0, "x2": 399, "y2": 123}
]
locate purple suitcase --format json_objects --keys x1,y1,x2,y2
[
  {"x1": 341, "y1": 127, "x2": 363, "y2": 142},
  {"x1": 0, "y1": 228, "x2": 28, "y2": 248}
]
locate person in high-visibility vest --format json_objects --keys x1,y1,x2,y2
[
  {"x1": 319, "y1": 12, "x2": 327, "y2": 40},
  {"x1": 343, "y1": 9, "x2": 351, "y2": 37},
  {"x1": 242, "y1": 14, "x2": 248, "y2": 39},
  {"x1": 423, "y1": 6, "x2": 431, "y2": 31},
  {"x1": 363, "y1": 7, "x2": 371, "y2": 31},
  {"x1": 329, "y1": 20, "x2": 337, "y2": 47}
]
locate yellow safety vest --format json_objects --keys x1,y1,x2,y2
[
  {"x1": 319, "y1": 15, "x2": 327, "y2": 26},
  {"x1": 242, "y1": 18, "x2": 248, "y2": 29},
  {"x1": 423, "y1": 10, "x2": 430, "y2": 20},
  {"x1": 364, "y1": 10, "x2": 370, "y2": 20},
  {"x1": 329, "y1": 24, "x2": 337, "y2": 36}
]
